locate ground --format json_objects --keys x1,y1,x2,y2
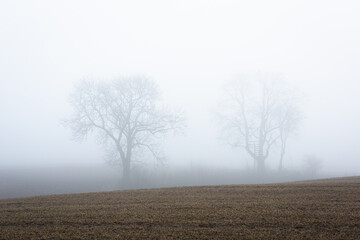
[{"x1": 0, "y1": 177, "x2": 359, "y2": 239}]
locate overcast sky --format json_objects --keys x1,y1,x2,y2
[{"x1": 0, "y1": 0, "x2": 360, "y2": 174}]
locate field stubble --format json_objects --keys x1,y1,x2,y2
[{"x1": 0, "y1": 177, "x2": 359, "y2": 239}]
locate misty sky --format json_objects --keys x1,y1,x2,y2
[{"x1": 0, "y1": 0, "x2": 360, "y2": 174}]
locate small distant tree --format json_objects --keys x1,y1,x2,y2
[
  {"x1": 278, "y1": 101, "x2": 301, "y2": 171},
  {"x1": 65, "y1": 76, "x2": 184, "y2": 181},
  {"x1": 303, "y1": 155, "x2": 322, "y2": 176},
  {"x1": 219, "y1": 72, "x2": 300, "y2": 172}
]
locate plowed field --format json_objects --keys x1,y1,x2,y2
[{"x1": 1, "y1": 177, "x2": 359, "y2": 239}]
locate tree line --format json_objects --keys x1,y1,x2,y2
[{"x1": 65, "y1": 73, "x2": 300, "y2": 181}]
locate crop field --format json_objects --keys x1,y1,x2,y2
[{"x1": 0, "y1": 177, "x2": 359, "y2": 239}]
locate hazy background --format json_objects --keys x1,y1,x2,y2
[{"x1": 1, "y1": 0, "x2": 360, "y2": 197}]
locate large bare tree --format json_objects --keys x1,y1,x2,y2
[
  {"x1": 219, "y1": 73, "x2": 300, "y2": 172},
  {"x1": 66, "y1": 76, "x2": 184, "y2": 181}
]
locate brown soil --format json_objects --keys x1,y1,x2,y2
[{"x1": 0, "y1": 176, "x2": 359, "y2": 239}]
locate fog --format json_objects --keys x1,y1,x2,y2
[{"x1": 1, "y1": 1, "x2": 360, "y2": 198}]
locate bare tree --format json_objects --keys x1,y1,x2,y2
[
  {"x1": 303, "y1": 155, "x2": 322, "y2": 177},
  {"x1": 65, "y1": 76, "x2": 184, "y2": 181},
  {"x1": 219, "y1": 72, "x2": 300, "y2": 172}
]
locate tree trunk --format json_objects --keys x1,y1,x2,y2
[
  {"x1": 122, "y1": 137, "x2": 133, "y2": 183},
  {"x1": 122, "y1": 160, "x2": 130, "y2": 182},
  {"x1": 257, "y1": 156, "x2": 265, "y2": 172},
  {"x1": 278, "y1": 137, "x2": 286, "y2": 171},
  {"x1": 278, "y1": 149, "x2": 285, "y2": 171}
]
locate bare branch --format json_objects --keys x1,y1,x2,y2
[
  {"x1": 65, "y1": 76, "x2": 185, "y2": 179},
  {"x1": 219, "y1": 72, "x2": 301, "y2": 171}
]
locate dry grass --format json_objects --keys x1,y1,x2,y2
[{"x1": 0, "y1": 176, "x2": 359, "y2": 239}]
